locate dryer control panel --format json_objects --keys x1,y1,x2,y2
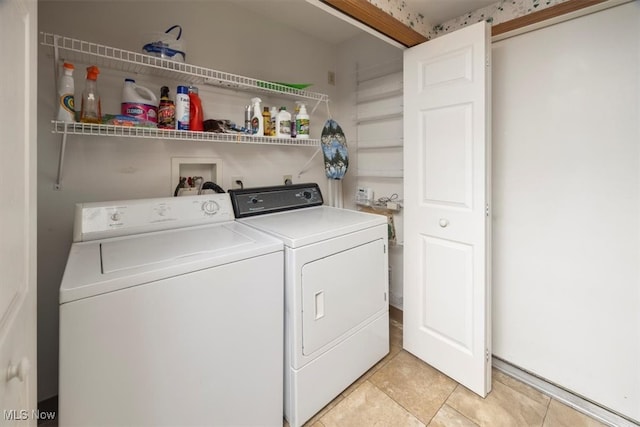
[
  {"x1": 229, "y1": 183, "x2": 323, "y2": 218},
  {"x1": 73, "y1": 193, "x2": 234, "y2": 242}
]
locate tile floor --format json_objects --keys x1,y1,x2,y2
[
  {"x1": 290, "y1": 318, "x2": 609, "y2": 427},
  {"x1": 39, "y1": 317, "x2": 610, "y2": 427}
]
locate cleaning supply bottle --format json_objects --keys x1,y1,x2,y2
[
  {"x1": 157, "y1": 86, "x2": 176, "y2": 129},
  {"x1": 291, "y1": 101, "x2": 300, "y2": 138},
  {"x1": 175, "y1": 85, "x2": 190, "y2": 130},
  {"x1": 121, "y1": 78, "x2": 158, "y2": 124},
  {"x1": 269, "y1": 106, "x2": 278, "y2": 137},
  {"x1": 80, "y1": 65, "x2": 101, "y2": 124},
  {"x1": 188, "y1": 86, "x2": 204, "y2": 132},
  {"x1": 250, "y1": 97, "x2": 263, "y2": 135},
  {"x1": 296, "y1": 102, "x2": 310, "y2": 139},
  {"x1": 262, "y1": 107, "x2": 271, "y2": 137},
  {"x1": 56, "y1": 62, "x2": 75, "y2": 122},
  {"x1": 275, "y1": 106, "x2": 291, "y2": 138}
]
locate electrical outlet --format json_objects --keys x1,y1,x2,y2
[
  {"x1": 283, "y1": 174, "x2": 293, "y2": 185},
  {"x1": 231, "y1": 176, "x2": 244, "y2": 189}
]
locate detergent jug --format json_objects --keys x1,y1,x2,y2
[{"x1": 121, "y1": 79, "x2": 158, "y2": 124}]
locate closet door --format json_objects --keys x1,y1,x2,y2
[
  {"x1": 0, "y1": 0, "x2": 38, "y2": 420},
  {"x1": 403, "y1": 21, "x2": 491, "y2": 397}
]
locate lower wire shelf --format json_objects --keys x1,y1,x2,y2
[{"x1": 51, "y1": 121, "x2": 320, "y2": 146}]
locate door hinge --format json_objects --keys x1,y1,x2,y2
[
  {"x1": 384, "y1": 244, "x2": 387, "y2": 254},
  {"x1": 486, "y1": 348, "x2": 490, "y2": 362},
  {"x1": 384, "y1": 292, "x2": 387, "y2": 302},
  {"x1": 486, "y1": 56, "x2": 490, "y2": 67},
  {"x1": 485, "y1": 204, "x2": 490, "y2": 217}
]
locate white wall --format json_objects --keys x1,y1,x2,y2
[
  {"x1": 492, "y1": 2, "x2": 640, "y2": 420},
  {"x1": 37, "y1": 0, "x2": 345, "y2": 400},
  {"x1": 335, "y1": 33, "x2": 404, "y2": 307}
]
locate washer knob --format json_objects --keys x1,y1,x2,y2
[
  {"x1": 202, "y1": 200, "x2": 219, "y2": 215},
  {"x1": 303, "y1": 191, "x2": 312, "y2": 199},
  {"x1": 110, "y1": 212, "x2": 121, "y2": 222}
]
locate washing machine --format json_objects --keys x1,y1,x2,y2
[
  {"x1": 58, "y1": 193, "x2": 284, "y2": 427},
  {"x1": 229, "y1": 183, "x2": 389, "y2": 427}
]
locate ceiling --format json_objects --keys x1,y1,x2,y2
[
  {"x1": 405, "y1": 0, "x2": 498, "y2": 27},
  {"x1": 233, "y1": 0, "x2": 498, "y2": 45}
]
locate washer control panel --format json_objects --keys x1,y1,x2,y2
[
  {"x1": 74, "y1": 193, "x2": 233, "y2": 242},
  {"x1": 229, "y1": 183, "x2": 323, "y2": 218}
]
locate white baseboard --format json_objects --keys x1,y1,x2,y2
[{"x1": 493, "y1": 357, "x2": 639, "y2": 427}]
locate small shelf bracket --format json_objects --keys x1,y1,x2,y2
[{"x1": 54, "y1": 125, "x2": 68, "y2": 190}]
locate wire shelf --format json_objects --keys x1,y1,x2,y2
[
  {"x1": 40, "y1": 32, "x2": 329, "y2": 103},
  {"x1": 51, "y1": 121, "x2": 320, "y2": 147}
]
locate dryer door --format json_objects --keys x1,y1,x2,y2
[{"x1": 301, "y1": 238, "x2": 387, "y2": 356}]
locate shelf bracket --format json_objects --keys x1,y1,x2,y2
[{"x1": 54, "y1": 125, "x2": 68, "y2": 190}]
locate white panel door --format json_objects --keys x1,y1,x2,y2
[
  {"x1": 403, "y1": 21, "x2": 491, "y2": 397},
  {"x1": 0, "y1": 0, "x2": 38, "y2": 423}
]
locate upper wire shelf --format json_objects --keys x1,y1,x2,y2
[{"x1": 40, "y1": 32, "x2": 329, "y2": 103}]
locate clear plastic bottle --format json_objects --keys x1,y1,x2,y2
[
  {"x1": 56, "y1": 62, "x2": 75, "y2": 122},
  {"x1": 275, "y1": 106, "x2": 291, "y2": 138},
  {"x1": 296, "y1": 102, "x2": 310, "y2": 139},
  {"x1": 80, "y1": 65, "x2": 101, "y2": 124},
  {"x1": 188, "y1": 86, "x2": 204, "y2": 132}
]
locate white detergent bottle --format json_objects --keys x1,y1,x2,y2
[
  {"x1": 56, "y1": 62, "x2": 76, "y2": 122},
  {"x1": 275, "y1": 106, "x2": 291, "y2": 138},
  {"x1": 250, "y1": 97, "x2": 264, "y2": 135},
  {"x1": 296, "y1": 102, "x2": 310, "y2": 139},
  {"x1": 121, "y1": 78, "x2": 159, "y2": 124},
  {"x1": 269, "y1": 106, "x2": 278, "y2": 136}
]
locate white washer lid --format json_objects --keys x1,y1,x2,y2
[
  {"x1": 60, "y1": 221, "x2": 282, "y2": 303},
  {"x1": 238, "y1": 206, "x2": 386, "y2": 248}
]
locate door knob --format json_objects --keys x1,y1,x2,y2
[
  {"x1": 6, "y1": 357, "x2": 30, "y2": 382},
  {"x1": 439, "y1": 218, "x2": 449, "y2": 228}
]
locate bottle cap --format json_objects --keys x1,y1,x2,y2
[
  {"x1": 63, "y1": 62, "x2": 74, "y2": 70},
  {"x1": 125, "y1": 78, "x2": 135, "y2": 83},
  {"x1": 251, "y1": 97, "x2": 262, "y2": 104},
  {"x1": 86, "y1": 65, "x2": 100, "y2": 80},
  {"x1": 177, "y1": 85, "x2": 189, "y2": 94},
  {"x1": 188, "y1": 86, "x2": 199, "y2": 94}
]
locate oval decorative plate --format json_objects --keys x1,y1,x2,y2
[{"x1": 321, "y1": 119, "x2": 348, "y2": 180}]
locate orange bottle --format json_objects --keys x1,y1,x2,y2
[{"x1": 188, "y1": 86, "x2": 203, "y2": 131}]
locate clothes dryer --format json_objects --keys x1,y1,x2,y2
[{"x1": 229, "y1": 184, "x2": 389, "y2": 427}]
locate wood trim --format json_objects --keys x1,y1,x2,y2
[
  {"x1": 322, "y1": 0, "x2": 611, "y2": 47},
  {"x1": 321, "y1": 0, "x2": 427, "y2": 47},
  {"x1": 491, "y1": 0, "x2": 610, "y2": 36}
]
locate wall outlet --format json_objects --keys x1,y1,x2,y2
[
  {"x1": 283, "y1": 174, "x2": 293, "y2": 185},
  {"x1": 231, "y1": 176, "x2": 244, "y2": 189}
]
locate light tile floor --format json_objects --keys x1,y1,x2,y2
[
  {"x1": 40, "y1": 318, "x2": 610, "y2": 427},
  {"x1": 290, "y1": 318, "x2": 608, "y2": 427}
]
